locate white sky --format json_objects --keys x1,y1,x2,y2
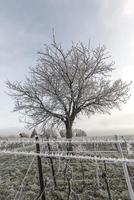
[{"x1": 0, "y1": 0, "x2": 134, "y2": 134}]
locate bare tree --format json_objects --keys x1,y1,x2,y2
[
  {"x1": 74, "y1": 129, "x2": 87, "y2": 137},
  {"x1": 6, "y1": 37, "x2": 131, "y2": 142}
]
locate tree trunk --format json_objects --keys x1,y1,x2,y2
[
  {"x1": 65, "y1": 122, "x2": 73, "y2": 139},
  {"x1": 65, "y1": 120, "x2": 73, "y2": 152}
]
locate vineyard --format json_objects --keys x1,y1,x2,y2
[{"x1": 0, "y1": 135, "x2": 134, "y2": 200}]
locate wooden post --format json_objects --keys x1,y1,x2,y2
[
  {"x1": 35, "y1": 136, "x2": 45, "y2": 200},
  {"x1": 102, "y1": 161, "x2": 113, "y2": 200},
  {"x1": 97, "y1": 138, "x2": 112, "y2": 199},
  {"x1": 47, "y1": 142, "x2": 57, "y2": 188},
  {"x1": 94, "y1": 143, "x2": 100, "y2": 188}
]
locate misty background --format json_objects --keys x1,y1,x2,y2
[{"x1": 0, "y1": 0, "x2": 134, "y2": 136}]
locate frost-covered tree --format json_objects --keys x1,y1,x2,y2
[
  {"x1": 59, "y1": 129, "x2": 87, "y2": 137},
  {"x1": 74, "y1": 129, "x2": 87, "y2": 137},
  {"x1": 6, "y1": 37, "x2": 131, "y2": 142},
  {"x1": 59, "y1": 129, "x2": 66, "y2": 138},
  {"x1": 30, "y1": 129, "x2": 37, "y2": 138},
  {"x1": 42, "y1": 128, "x2": 58, "y2": 139}
]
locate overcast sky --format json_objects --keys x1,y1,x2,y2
[{"x1": 0, "y1": 0, "x2": 134, "y2": 135}]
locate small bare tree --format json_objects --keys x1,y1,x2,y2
[{"x1": 6, "y1": 37, "x2": 131, "y2": 143}]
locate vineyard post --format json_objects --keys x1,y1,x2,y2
[
  {"x1": 95, "y1": 159, "x2": 100, "y2": 188},
  {"x1": 102, "y1": 160, "x2": 113, "y2": 200},
  {"x1": 95, "y1": 142, "x2": 100, "y2": 188},
  {"x1": 47, "y1": 141, "x2": 57, "y2": 188},
  {"x1": 35, "y1": 136, "x2": 46, "y2": 200}
]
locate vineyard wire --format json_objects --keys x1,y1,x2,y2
[
  {"x1": 13, "y1": 156, "x2": 35, "y2": 200},
  {"x1": 1, "y1": 136, "x2": 134, "y2": 200},
  {"x1": 1, "y1": 149, "x2": 134, "y2": 163},
  {"x1": 1, "y1": 137, "x2": 134, "y2": 145},
  {"x1": 33, "y1": 155, "x2": 63, "y2": 200}
]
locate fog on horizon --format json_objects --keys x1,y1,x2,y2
[{"x1": 0, "y1": 0, "x2": 134, "y2": 135}]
